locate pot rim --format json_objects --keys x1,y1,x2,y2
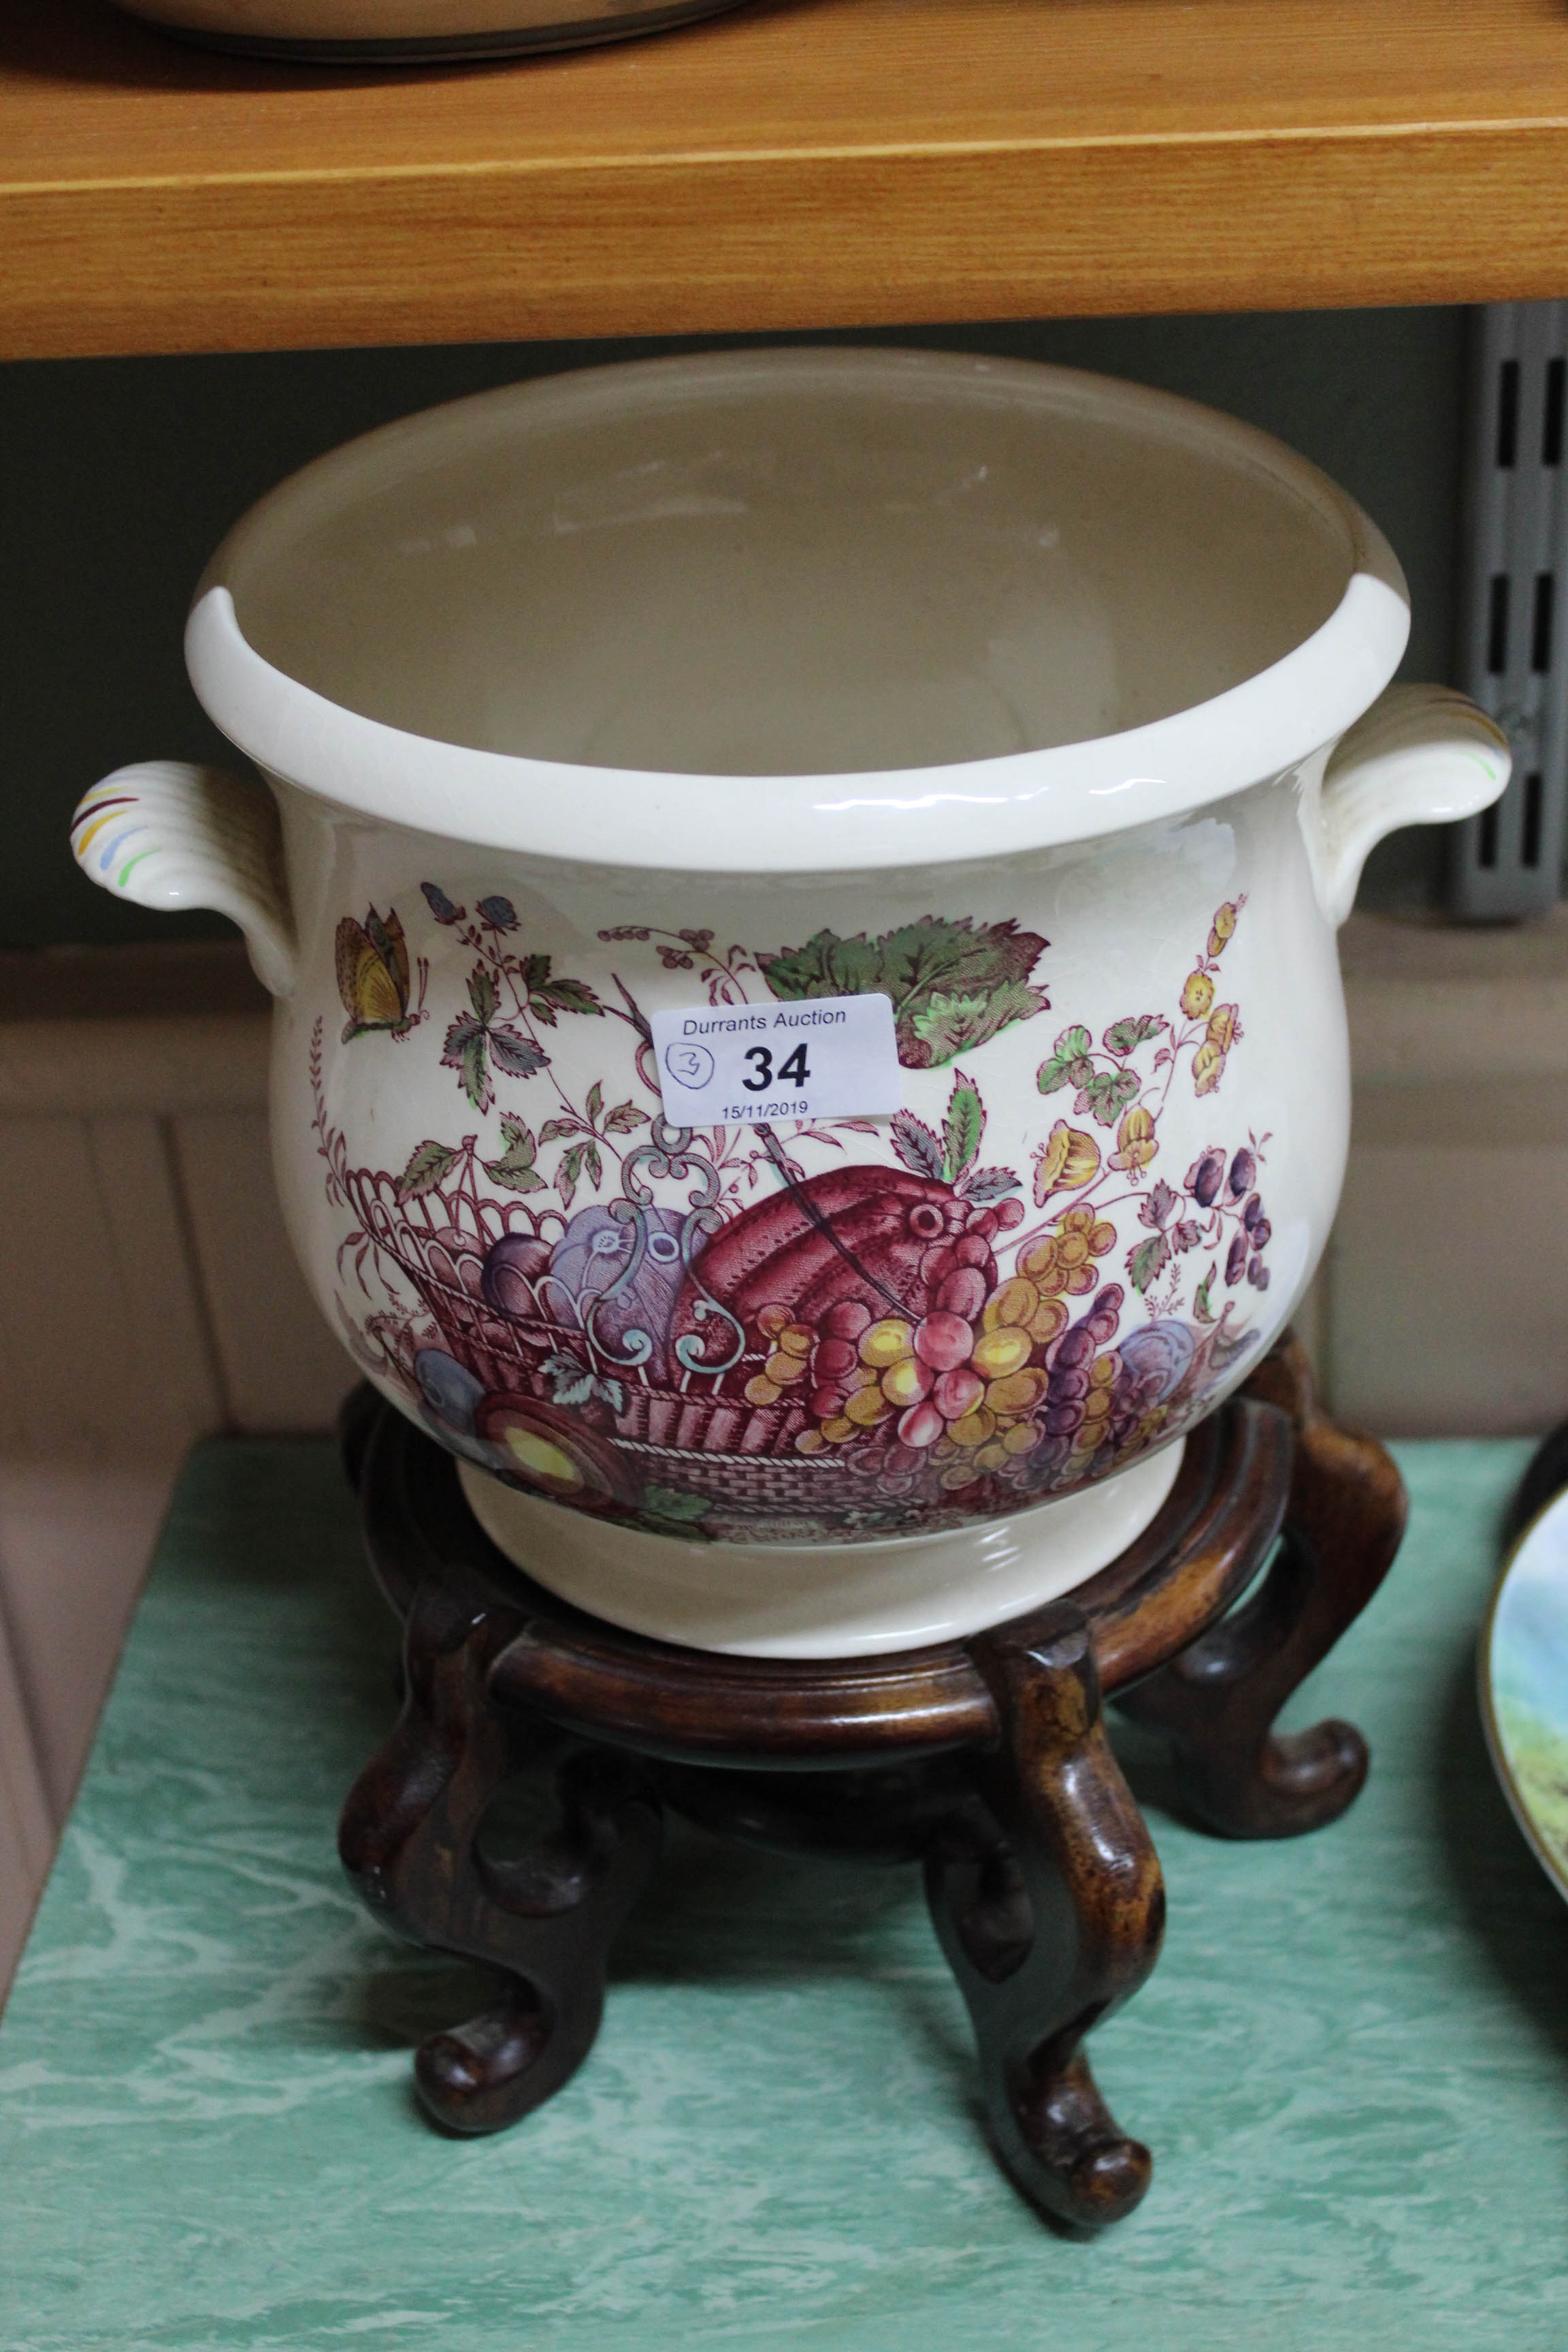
[{"x1": 186, "y1": 345, "x2": 1411, "y2": 875}]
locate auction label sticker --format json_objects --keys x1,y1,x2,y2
[{"x1": 651, "y1": 993, "x2": 902, "y2": 1126}]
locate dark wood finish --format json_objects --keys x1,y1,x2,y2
[
  {"x1": 485, "y1": 1395, "x2": 1296, "y2": 1759},
  {"x1": 337, "y1": 1330, "x2": 1402, "y2": 2223},
  {"x1": 930, "y1": 1612, "x2": 1164, "y2": 2232},
  {"x1": 1117, "y1": 1338, "x2": 1407, "y2": 1838},
  {"x1": 338, "y1": 1572, "x2": 663, "y2": 2133}
]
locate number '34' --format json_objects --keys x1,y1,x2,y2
[{"x1": 743, "y1": 1044, "x2": 810, "y2": 1091}]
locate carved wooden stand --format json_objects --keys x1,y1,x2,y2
[{"x1": 338, "y1": 1335, "x2": 1405, "y2": 2232}]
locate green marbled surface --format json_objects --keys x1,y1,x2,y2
[{"x1": 3, "y1": 1437, "x2": 1567, "y2": 2351}]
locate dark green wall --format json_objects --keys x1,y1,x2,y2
[{"x1": 1, "y1": 306, "x2": 1466, "y2": 950}]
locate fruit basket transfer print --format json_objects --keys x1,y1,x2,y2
[{"x1": 313, "y1": 892, "x2": 1271, "y2": 1544}]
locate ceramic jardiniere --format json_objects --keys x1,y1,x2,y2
[{"x1": 72, "y1": 349, "x2": 1507, "y2": 1656}]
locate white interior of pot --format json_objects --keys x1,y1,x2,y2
[{"x1": 223, "y1": 356, "x2": 1360, "y2": 779}]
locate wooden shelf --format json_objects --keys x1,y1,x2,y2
[{"x1": 6, "y1": 0, "x2": 1568, "y2": 359}]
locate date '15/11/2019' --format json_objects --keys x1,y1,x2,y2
[{"x1": 723, "y1": 1100, "x2": 809, "y2": 1122}]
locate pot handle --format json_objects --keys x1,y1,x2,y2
[
  {"x1": 70, "y1": 761, "x2": 297, "y2": 997},
  {"x1": 1318, "y1": 683, "x2": 1511, "y2": 928}
]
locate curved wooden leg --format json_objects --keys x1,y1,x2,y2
[
  {"x1": 1118, "y1": 1335, "x2": 1408, "y2": 1838},
  {"x1": 926, "y1": 1611, "x2": 1165, "y2": 2233},
  {"x1": 338, "y1": 1576, "x2": 664, "y2": 2135}
]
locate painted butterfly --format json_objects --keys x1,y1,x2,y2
[{"x1": 336, "y1": 905, "x2": 423, "y2": 1043}]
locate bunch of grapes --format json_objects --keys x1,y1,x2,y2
[
  {"x1": 737, "y1": 1196, "x2": 1022, "y2": 1416},
  {"x1": 1012, "y1": 1287, "x2": 1128, "y2": 1493},
  {"x1": 742, "y1": 1297, "x2": 875, "y2": 1417},
  {"x1": 736, "y1": 1196, "x2": 1135, "y2": 1497},
  {"x1": 789, "y1": 1292, "x2": 1048, "y2": 1485},
  {"x1": 1193, "y1": 1145, "x2": 1272, "y2": 1292},
  {"x1": 1015, "y1": 1207, "x2": 1117, "y2": 1319}
]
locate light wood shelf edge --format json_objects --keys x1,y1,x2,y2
[
  {"x1": 9, "y1": 125, "x2": 1568, "y2": 359},
  {"x1": 8, "y1": 0, "x2": 1568, "y2": 357}
]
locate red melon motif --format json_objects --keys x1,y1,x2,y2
[{"x1": 670, "y1": 1164, "x2": 999, "y2": 1377}]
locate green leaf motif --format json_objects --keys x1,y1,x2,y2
[
  {"x1": 540, "y1": 1350, "x2": 625, "y2": 1414},
  {"x1": 585, "y1": 1139, "x2": 603, "y2": 1190},
  {"x1": 441, "y1": 1013, "x2": 492, "y2": 1113},
  {"x1": 586, "y1": 1079, "x2": 604, "y2": 1126},
  {"x1": 960, "y1": 1165, "x2": 1022, "y2": 1203},
  {"x1": 482, "y1": 1115, "x2": 545, "y2": 1194},
  {"x1": 1128, "y1": 1230, "x2": 1172, "y2": 1295},
  {"x1": 1192, "y1": 1264, "x2": 1216, "y2": 1324},
  {"x1": 603, "y1": 1100, "x2": 649, "y2": 1136},
  {"x1": 468, "y1": 963, "x2": 499, "y2": 1023},
  {"x1": 538, "y1": 1117, "x2": 580, "y2": 1143},
  {"x1": 756, "y1": 928, "x2": 883, "y2": 1000},
  {"x1": 1036, "y1": 1025, "x2": 1094, "y2": 1095},
  {"x1": 534, "y1": 975, "x2": 604, "y2": 1019},
  {"x1": 392, "y1": 1139, "x2": 461, "y2": 1205},
  {"x1": 484, "y1": 1157, "x2": 544, "y2": 1194},
  {"x1": 542, "y1": 1351, "x2": 593, "y2": 1406},
  {"x1": 1102, "y1": 1014, "x2": 1168, "y2": 1058},
  {"x1": 1075, "y1": 1068, "x2": 1139, "y2": 1128},
  {"x1": 908, "y1": 979, "x2": 1050, "y2": 1068},
  {"x1": 889, "y1": 1110, "x2": 945, "y2": 1182},
  {"x1": 758, "y1": 915, "x2": 1048, "y2": 1069},
  {"x1": 942, "y1": 1070, "x2": 983, "y2": 1181},
  {"x1": 488, "y1": 1025, "x2": 549, "y2": 1081},
  {"x1": 640, "y1": 1484, "x2": 710, "y2": 1529},
  {"x1": 556, "y1": 1141, "x2": 585, "y2": 1210}
]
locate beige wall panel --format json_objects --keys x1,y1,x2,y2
[
  {"x1": 88, "y1": 1111, "x2": 225, "y2": 1445},
  {"x1": 0, "y1": 1013, "x2": 268, "y2": 1120},
  {"x1": 0, "y1": 1107, "x2": 220, "y2": 1833},
  {"x1": 0, "y1": 1110, "x2": 217, "y2": 1458},
  {"x1": 0, "y1": 1112, "x2": 127, "y2": 1460},
  {"x1": 171, "y1": 1108, "x2": 354, "y2": 1436},
  {"x1": 1328, "y1": 1141, "x2": 1568, "y2": 1437},
  {"x1": 1341, "y1": 903, "x2": 1568, "y2": 1084}
]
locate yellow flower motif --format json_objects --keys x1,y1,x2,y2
[
  {"x1": 1180, "y1": 968, "x2": 1215, "y2": 1020},
  {"x1": 1109, "y1": 1104, "x2": 1158, "y2": 1175},
  {"x1": 1205, "y1": 1002, "x2": 1242, "y2": 1055},
  {"x1": 1192, "y1": 1039, "x2": 1226, "y2": 1095},
  {"x1": 1032, "y1": 1118, "x2": 1100, "y2": 1207},
  {"x1": 1207, "y1": 901, "x2": 1239, "y2": 956}
]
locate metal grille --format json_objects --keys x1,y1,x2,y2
[{"x1": 1449, "y1": 303, "x2": 1568, "y2": 917}]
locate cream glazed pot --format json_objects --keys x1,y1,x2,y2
[{"x1": 72, "y1": 349, "x2": 1507, "y2": 1657}]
